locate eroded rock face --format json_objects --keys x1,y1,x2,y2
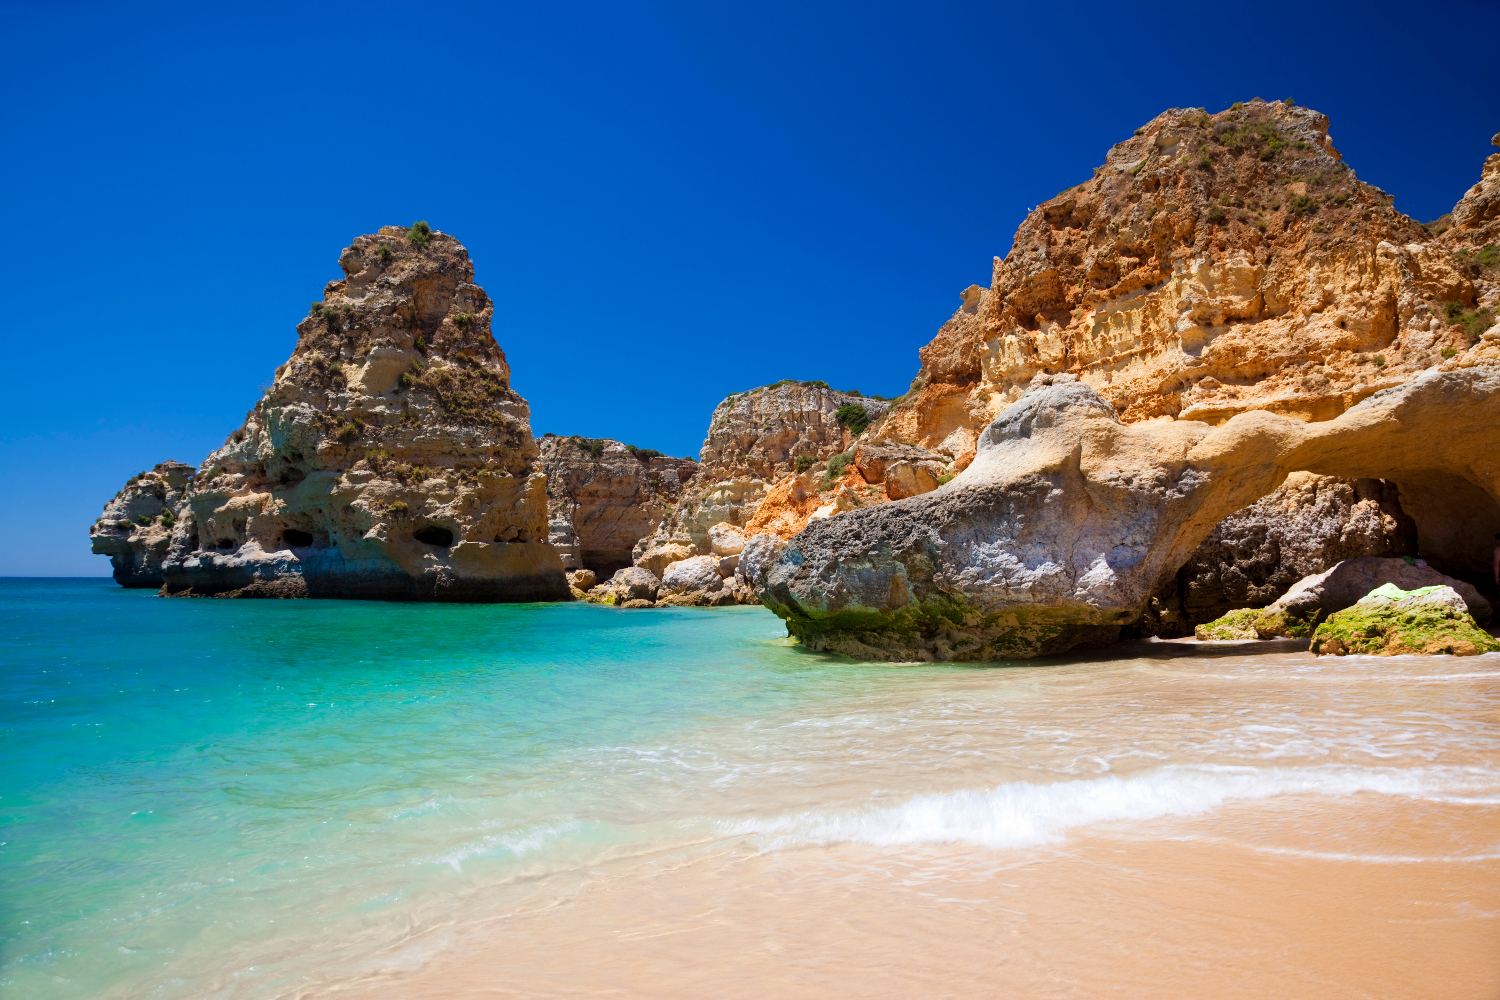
[
  {"x1": 633, "y1": 382, "x2": 889, "y2": 599},
  {"x1": 584, "y1": 566, "x2": 661, "y2": 605},
  {"x1": 1137, "y1": 472, "x2": 1415, "y2": 636},
  {"x1": 751, "y1": 368, "x2": 1500, "y2": 660},
  {"x1": 89, "y1": 462, "x2": 195, "y2": 587},
  {"x1": 879, "y1": 101, "x2": 1499, "y2": 460},
  {"x1": 537, "y1": 435, "x2": 696, "y2": 577},
  {"x1": 122, "y1": 227, "x2": 568, "y2": 601}
]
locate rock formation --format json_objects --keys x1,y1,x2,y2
[
  {"x1": 861, "y1": 107, "x2": 1500, "y2": 573},
  {"x1": 1195, "y1": 556, "x2": 1489, "y2": 640},
  {"x1": 98, "y1": 225, "x2": 569, "y2": 601},
  {"x1": 537, "y1": 435, "x2": 697, "y2": 577},
  {"x1": 748, "y1": 105, "x2": 1500, "y2": 659},
  {"x1": 1135, "y1": 472, "x2": 1415, "y2": 636},
  {"x1": 751, "y1": 367, "x2": 1500, "y2": 660},
  {"x1": 878, "y1": 101, "x2": 1498, "y2": 460},
  {"x1": 630, "y1": 381, "x2": 890, "y2": 602},
  {"x1": 89, "y1": 461, "x2": 195, "y2": 587},
  {"x1": 1310, "y1": 584, "x2": 1499, "y2": 656},
  {"x1": 587, "y1": 566, "x2": 662, "y2": 607}
]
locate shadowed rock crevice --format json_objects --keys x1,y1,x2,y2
[{"x1": 1133, "y1": 473, "x2": 1417, "y2": 637}]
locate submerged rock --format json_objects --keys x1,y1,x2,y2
[
  {"x1": 1311, "y1": 585, "x2": 1500, "y2": 656},
  {"x1": 101, "y1": 226, "x2": 569, "y2": 601}
]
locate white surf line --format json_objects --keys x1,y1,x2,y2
[{"x1": 719, "y1": 764, "x2": 1500, "y2": 851}]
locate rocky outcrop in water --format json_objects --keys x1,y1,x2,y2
[
  {"x1": 103, "y1": 225, "x2": 568, "y2": 601},
  {"x1": 537, "y1": 435, "x2": 696, "y2": 577},
  {"x1": 89, "y1": 462, "x2": 195, "y2": 587},
  {"x1": 751, "y1": 367, "x2": 1500, "y2": 660}
]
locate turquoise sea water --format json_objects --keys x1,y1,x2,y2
[
  {"x1": 0, "y1": 579, "x2": 947, "y2": 998},
  {"x1": 5, "y1": 579, "x2": 1498, "y2": 998}
]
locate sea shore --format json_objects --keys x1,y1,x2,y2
[{"x1": 303, "y1": 636, "x2": 1500, "y2": 1000}]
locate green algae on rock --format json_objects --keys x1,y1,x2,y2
[
  {"x1": 1195, "y1": 607, "x2": 1320, "y2": 641},
  {"x1": 1310, "y1": 585, "x2": 1500, "y2": 656}
]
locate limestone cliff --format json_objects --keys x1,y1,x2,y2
[
  {"x1": 89, "y1": 462, "x2": 195, "y2": 587},
  {"x1": 110, "y1": 225, "x2": 567, "y2": 601},
  {"x1": 537, "y1": 435, "x2": 697, "y2": 576},
  {"x1": 632, "y1": 382, "x2": 889, "y2": 584},
  {"x1": 745, "y1": 103, "x2": 1500, "y2": 658},
  {"x1": 882, "y1": 101, "x2": 1498, "y2": 458}
]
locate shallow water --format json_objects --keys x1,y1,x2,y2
[{"x1": 3, "y1": 579, "x2": 1498, "y2": 999}]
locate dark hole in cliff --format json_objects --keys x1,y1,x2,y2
[
  {"x1": 413, "y1": 525, "x2": 454, "y2": 548},
  {"x1": 217, "y1": 538, "x2": 236, "y2": 550},
  {"x1": 283, "y1": 529, "x2": 315, "y2": 548}
]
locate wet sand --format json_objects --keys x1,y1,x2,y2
[
  {"x1": 306, "y1": 639, "x2": 1500, "y2": 1000},
  {"x1": 333, "y1": 804, "x2": 1498, "y2": 999}
]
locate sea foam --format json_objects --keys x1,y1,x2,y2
[{"x1": 722, "y1": 764, "x2": 1500, "y2": 850}]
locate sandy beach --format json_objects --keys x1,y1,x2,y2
[{"x1": 305, "y1": 637, "x2": 1500, "y2": 1000}]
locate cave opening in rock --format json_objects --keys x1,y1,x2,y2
[
  {"x1": 413, "y1": 525, "x2": 455, "y2": 547},
  {"x1": 283, "y1": 529, "x2": 314, "y2": 548},
  {"x1": 1137, "y1": 466, "x2": 1500, "y2": 641},
  {"x1": 582, "y1": 550, "x2": 634, "y2": 578},
  {"x1": 216, "y1": 538, "x2": 236, "y2": 550},
  {"x1": 1384, "y1": 469, "x2": 1500, "y2": 590}
]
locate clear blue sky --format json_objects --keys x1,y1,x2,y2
[{"x1": 2, "y1": 0, "x2": 1495, "y2": 575}]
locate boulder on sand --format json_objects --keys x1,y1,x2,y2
[
  {"x1": 1311, "y1": 584, "x2": 1500, "y2": 656},
  {"x1": 1195, "y1": 556, "x2": 1491, "y2": 640},
  {"x1": 752, "y1": 367, "x2": 1500, "y2": 661}
]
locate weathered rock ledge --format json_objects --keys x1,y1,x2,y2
[
  {"x1": 89, "y1": 462, "x2": 195, "y2": 587},
  {"x1": 751, "y1": 367, "x2": 1500, "y2": 660}
]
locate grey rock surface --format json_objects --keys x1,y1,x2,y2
[
  {"x1": 1270, "y1": 556, "x2": 1490, "y2": 623},
  {"x1": 751, "y1": 367, "x2": 1500, "y2": 660}
]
